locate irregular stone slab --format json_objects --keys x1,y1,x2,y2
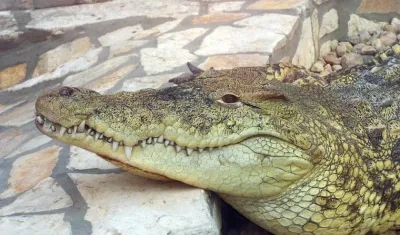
[
  {"x1": 98, "y1": 25, "x2": 143, "y2": 47},
  {"x1": 0, "y1": 100, "x2": 25, "y2": 115},
  {"x1": 0, "y1": 214, "x2": 71, "y2": 235},
  {"x1": 68, "y1": 146, "x2": 118, "y2": 170},
  {"x1": 195, "y1": 26, "x2": 285, "y2": 56},
  {"x1": 0, "y1": 177, "x2": 72, "y2": 215},
  {"x1": 0, "y1": 100, "x2": 35, "y2": 127},
  {"x1": 122, "y1": 73, "x2": 181, "y2": 92},
  {"x1": 0, "y1": 126, "x2": 33, "y2": 159},
  {"x1": 200, "y1": 54, "x2": 269, "y2": 70},
  {"x1": 158, "y1": 28, "x2": 208, "y2": 49},
  {"x1": 348, "y1": 14, "x2": 387, "y2": 37},
  {"x1": 141, "y1": 48, "x2": 197, "y2": 75},
  {"x1": 247, "y1": 0, "x2": 305, "y2": 10},
  {"x1": 134, "y1": 18, "x2": 184, "y2": 40},
  {"x1": 7, "y1": 48, "x2": 101, "y2": 91},
  {"x1": 209, "y1": 1, "x2": 245, "y2": 12},
  {"x1": 234, "y1": 13, "x2": 299, "y2": 36},
  {"x1": 63, "y1": 54, "x2": 136, "y2": 87},
  {"x1": 27, "y1": 1, "x2": 198, "y2": 31},
  {"x1": 69, "y1": 173, "x2": 220, "y2": 234},
  {"x1": 86, "y1": 63, "x2": 137, "y2": 94},
  {"x1": 0, "y1": 11, "x2": 22, "y2": 41},
  {"x1": 7, "y1": 135, "x2": 52, "y2": 159},
  {"x1": 0, "y1": 0, "x2": 33, "y2": 11},
  {"x1": 357, "y1": 0, "x2": 400, "y2": 14},
  {"x1": 0, "y1": 63, "x2": 27, "y2": 90},
  {"x1": 192, "y1": 12, "x2": 249, "y2": 24},
  {"x1": 319, "y1": 9, "x2": 338, "y2": 38},
  {"x1": 0, "y1": 146, "x2": 61, "y2": 199},
  {"x1": 109, "y1": 40, "x2": 148, "y2": 58},
  {"x1": 32, "y1": 37, "x2": 94, "y2": 77},
  {"x1": 292, "y1": 17, "x2": 315, "y2": 69}
]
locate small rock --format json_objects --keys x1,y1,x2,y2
[
  {"x1": 380, "y1": 31, "x2": 397, "y2": 46},
  {"x1": 339, "y1": 41, "x2": 354, "y2": 52},
  {"x1": 391, "y1": 17, "x2": 400, "y2": 26},
  {"x1": 332, "y1": 64, "x2": 342, "y2": 71},
  {"x1": 319, "y1": 40, "x2": 332, "y2": 56},
  {"x1": 383, "y1": 24, "x2": 397, "y2": 34},
  {"x1": 353, "y1": 43, "x2": 365, "y2": 54},
  {"x1": 347, "y1": 34, "x2": 360, "y2": 45},
  {"x1": 318, "y1": 57, "x2": 327, "y2": 65},
  {"x1": 397, "y1": 34, "x2": 400, "y2": 40},
  {"x1": 341, "y1": 53, "x2": 363, "y2": 69},
  {"x1": 324, "y1": 64, "x2": 333, "y2": 73},
  {"x1": 323, "y1": 52, "x2": 341, "y2": 65},
  {"x1": 361, "y1": 45, "x2": 376, "y2": 55},
  {"x1": 336, "y1": 44, "x2": 347, "y2": 57},
  {"x1": 311, "y1": 61, "x2": 325, "y2": 73},
  {"x1": 362, "y1": 55, "x2": 375, "y2": 64},
  {"x1": 331, "y1": 39, "x2": 339, "y2": 51},
  {"x1": 370, "y1": 38, "x2": 383, "y2": 52},
  {"x1": 359, "y1": 30, "x2": 371, "y2": 43}
]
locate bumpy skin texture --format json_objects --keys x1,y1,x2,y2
[{"x1": 35, "y1": 44, "x2": 400, "y2": 234}]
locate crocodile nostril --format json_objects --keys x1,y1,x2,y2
[{"x1": 59, "y1": 86, "x2": 74, "y2": 97}]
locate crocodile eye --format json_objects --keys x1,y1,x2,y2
[
  {"x1": 59, "y1": 86, "x2": 74, "y2": 97},
  {"x1": 222, "y1": 93, "x2": 240, "y2": 103}
]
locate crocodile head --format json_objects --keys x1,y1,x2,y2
[{"x1": 35, "y1": 62, "x2": 400, "y2": 234}]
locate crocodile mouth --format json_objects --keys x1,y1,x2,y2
[{"x1": 35, "y1": 114, "x2": 215, "y2": 160}]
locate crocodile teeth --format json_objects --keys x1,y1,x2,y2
[
  {"x1": 175, "y1": 145, "x2": 182, "y2": 152},
  {"x1": 169, "y1": 141, "x2": 175, "y2": 146},
  {"x1": 146, "y1": 138, "x2": 152, "y2": 144},
  {"x1": 36, "y1": 116, "x2": 44, "y2": 124},
  {"x1": 157, "y1": 136, "x2": 164, "y2": 143},
  {"x1": 107, "y1": 137, "x2": 113, "y2": 143},
  {"x1": 186, "y1": 148, "x2": 193, "y2": 156},
  {"x1": 51, "y1": 125, "x2": 56, "y2": 132},
  {"x1": 67, "y1": 128, "x2": 73, "y2": 134},
  {"x1": 73, "y1": 126, "x2": 77, "y2": 136},
  {"x1": 88, "y1": 129, "x2": 95, "y2": 136},
  {"x1": 95, "y1": 132, "x2": 100, "y2": 140},
  {"x1": 153, "y1": 137, "x2": 158, "y2": 143},
  {"x1": 198, "y1": 148, "x2": 204, "y2": 153},
  {"x1": 209, "y1": 147, "x2": 214, "y2": 151},
  {"x1": 78, "y1": 120, "x2": 85, "y2": 132},
  {"x1": 60, "y1": 126, "x2": 66, "y2": 136},
  {"x1": 164, "y1": 140, "x2": 170, "y2": 146},
  {"x1": 124, "y1": 146, "x2": 132, "y2": 160},
  {"x1": 99, "y1": 134, "x2": 103, "y2": 140},
  {"x1": 112, "y1": 141, "x2": 118, "y2": 151},
  {"x1": 141, "y1": 141, "x2": 146, "y2": 148}
]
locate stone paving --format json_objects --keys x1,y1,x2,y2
[{"x1": 0, "y1": 0, "x2": 399, "y2": 234}]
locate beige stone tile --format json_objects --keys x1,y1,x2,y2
[
  {"x1": 0, "y1": 126, "x2": 33, "y2": 159},
  {"x1": 158, "y1": 28, "x2": 208, "y2": 49},
  {"x1": 200, "y1": 54, "x2": 269, "y2": 70},
  {"x1": 192, "y1": 12, "x2": 249, "y2": 24},
  {"x1": 209, "y1": 1, "x2": 245, "y2": 12},
  {"x1": 0, "y1": 100, "x2": 35, "y2": 127},
  {"x1": 98, "y1": 25, "x2": 143, "y2": 47},
  {"x1": 0, "y1": 63, "x2": 27, "y2": 90},
  {"x1": 0, "y1": 146, "x2": 61, "y2": 199},
  {"x1": 6, "y1": 135, "x2": 52, "y2": 159},
  {"x1": 0, "y1": 177, "x2": 72, "y2": 215},
  {"x1": 247, "y1": 0, "x2": 305, "y2": 10},
  {"x1": 357, "y1": 0, "x2": 400, "y2": 14},
  {"x1": 121, "y1": 73, "x2": 181, "y2": 92},
  {"x1": 85, "y1": 63, "x2": 137, "y2": 93},
  {"x1": 109, "y1": 40, "x2": 148, "y2": 58},
  {"x1": 134, "y1": 18, "x2": 183, "y2": 40},
  {"x1": 33, "y1": 37, "x2": 94, "y2": 77},
  {"x1": 67, "y1": 146, "x2": 118, "y2": 170}
]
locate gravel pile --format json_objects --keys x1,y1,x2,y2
[{"x1": 311, "y1": 17, "x2": 400, "y2": 76}]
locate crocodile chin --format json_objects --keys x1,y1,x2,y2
[{"x1": 35, "y1": 113, "x2": 314, "y2": 198}]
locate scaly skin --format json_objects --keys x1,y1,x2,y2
[{"x1": 35, "y1": 44, "x2": 400, "y2": 234}]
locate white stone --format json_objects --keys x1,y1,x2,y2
[
  {"x1": 0, "y1": 11, "x2": 22, "y2": 40},
  {"x1": 0, "y1": 178, "x2": 72, "y2": 215},
  {"x1": 158, "y1": 28, "x2": 208, "y2": 49},
  {"x1": 134, "y1": 18, "x2": 184, "y2": 40},
  {"x1": 311, "y1": 9, "x2": 319, "y2": 57},
  {"x1": 109, "y1": 40, "x2": 148, "y2": 58},
  {"x1": 292, "y1": 17, "x2": 315, "y2": 69},
  {"x1": 7, "y1": 48, "x2": 101, "y2": 91},
  {"x1": 63, "y1": 54, "x2": 136, "y2": 87},
  {"x1": 121, "y1": 73, "x2": 182, "y2": 92},
  {"x1": 7, "y1": 135, "x2": 52, "y2": 159},
  {"x1": 141, "y1": 48, "x2": 197, "y2": 75},
  {"x1": 348, "y1": 14, "x2": 387, "y2": 36},
  {"x1": 0, "y1": 214, "x2": 71, "y2": 235},
  {"x1": 27, "y1": 0, "x2": 198, "y2": 31},
  {"x1": 313, "y1": 0, "x2": 331, "y2": 4},
  {"x1": 68, "y1": 146, "x2": 118, "y2": 170},
  {"x1": 99, "y1": 25, "x2": 143, "y2": 46},
  {"x1": 319, "y1": 9, "x2": 338, "y2": 38},
  {"x1": 209, "y1": 1, "x2": 245, "y2": 12},
  {"x1": 0, "y1": 100, "x2": 25, "y2": 115},
  {"x1": 69, "y1": 173, "x2": 220, "y2": 235},
  {"x1": 195, "y1": 26, "x2": 286, "y2": 56},
  {"x1": 234, "y1": 13, "x2": 299, "y2": 36},
  {"x1": 320, "y1": 40, "x2": 332, "y2": 56}
]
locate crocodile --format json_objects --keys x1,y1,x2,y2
[{"x1": 35, "y1": 43, "x2": 400, "y2": 234}]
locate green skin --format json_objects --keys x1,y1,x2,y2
[{"x1": 36, "y1": 49, "x2": 400, "y2": 234}]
